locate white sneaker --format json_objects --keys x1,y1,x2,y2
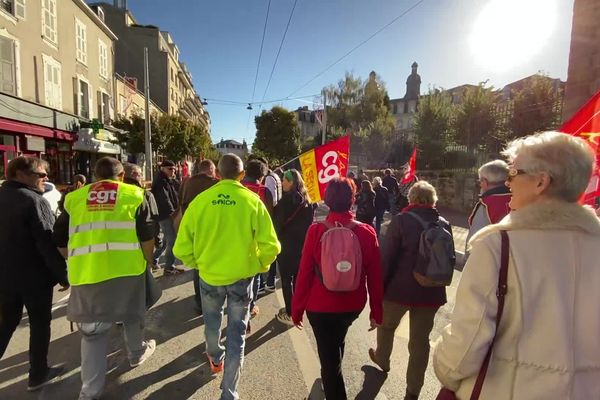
[
  {"x1": 130, "y1": 339, "x2": 156, "y2": 367},
  {"x1": 276, "y1": 309, "x2": 294, "y2": 326}
]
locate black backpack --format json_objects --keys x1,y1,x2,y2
[{"x1": 405, "y1": 211, "x2": 456, "y2": 287}]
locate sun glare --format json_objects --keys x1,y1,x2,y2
[{"x1": 469, "y1": 0, "x2": 557, "y2": 72}]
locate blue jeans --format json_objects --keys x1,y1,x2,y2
[
  {"x1": 154, "y1": 218, "x2": 177, "y2": 269},
  {"x1": 199, "y1": 277, "x2": 253, "y2": 400}
]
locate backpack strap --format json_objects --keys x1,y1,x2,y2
[{"x1": 405, "y1": 211, "x2": 430, "y2": 230}]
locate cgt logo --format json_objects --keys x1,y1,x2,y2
[
  {"x1": 87, "y1": 181, "x2": 119, "y2": 211},
  {"x1": 212, "y1": 193, "x2": 236, "y2": 206}
]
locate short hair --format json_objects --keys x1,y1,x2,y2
[
  {"x1": 73, "y1": 174, "x2": 87, "y2": 185},
  {"x1": 196, "y1": 159, "x2": 215, "y2": 175},
  {"x1": 218, "y1": 153, "x2": 243, "y2": 180},
  {"x1": 408, "y1": 181, "x2": 438, "y2": 206},
  {"x1": 254, "y1": 156, "x2": 269, "y2": 168},
  {"x1": 245, "y1": 159, "x2": 267, "y2": 180},
  {"x1": 373, "y1": 176, "x2": 382, "y2": 186},
  {"x1": 6, "y1": 156, "x2": 49, "y2": 180},
  {"x1": 324, "y1": 177, "x2": 356, "y2": 212},
  {"x1": 95, "y1": 157, "x2": 124, "y2": 180},
  {"x1": 502, "y1": 131, "x2": 595, "y2": 202},
  {"x1": 384, "y1": 168, "x2": 392, "y2": 176},
  {"x1": 478, "y1": 159, "x2": 509, "y2": 185},
  {"x1": 123, "y1": 162, "x2": 141, "y2": 179}
]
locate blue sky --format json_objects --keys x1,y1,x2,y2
[{"x1": 124, "y1": 0, "x2": 574, "y2": 145}]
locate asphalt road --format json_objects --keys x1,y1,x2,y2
[{"x1": 0, "y1": 207, "x2": 470, "y2": 400}]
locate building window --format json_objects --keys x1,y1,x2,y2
[
  {"x1": 42, "y1": 55, "x2": 61, "y2": 109},
  {"x1": 0, "y1": 0, "x2": 25, "y2": 19},
  {"x1": 98, "y1": 40, "x2": 108, "y2": 78},
  {"x1": 0, "y1": 36, "x2": 16, "y2": 95},
  {"x1": 119, "y1": 94, "x2": 127, "y2": 114},
  {"x1": 97, "y1": 90, "x2": 110, "y2": 123},
  {"x1": 75, "y1": 78, "x2": 90, "y2": 119},
  {"x1": 75, "y1": 19, "x2": 87, "y2": 64},
  {"x1": 42, "y1": 0, "x2": 57, "y2": 45}
]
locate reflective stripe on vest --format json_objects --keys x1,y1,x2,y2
[
  {"x1": 68, "y1": 242, "x2": 141, "y2": 257},
  {"x1": 64, "y1": 180, "x2": 146, "y2": 286},
  {"x1": 69, "y1": 221, "x2": 137, "y2": 235}
]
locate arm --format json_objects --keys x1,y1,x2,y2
[
  {"x1": 31, "y1": 198, "x2": 68, "y2": 287},
  {"x1": 172, "y1": 207, "x2": 198, "y2": 268},
  {"x1": 291, "y1": 225, "x2": 318, "y2": 324},
  {"x1": 254, "y1": 201, "x2": 281, "y2": 270},
  {"x1": 135, "y1": 197, "x2": 157, "y2": 265},
  {"x1": 363, "y1": 225, "x2": 384, "y2": 324},
  {"x1": 433, "y1": 234, "x2": 501, "y2": 391}
]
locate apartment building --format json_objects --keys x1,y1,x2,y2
[
  {"x1": 93, "y1": 2, "x2": 210, "y2": 130},
  {"x1": 114, "y1": 73, "x2": 163, "y2": 119},
  {"x1": 0, "y1": 0, "x2": 121, "y2": 183}
]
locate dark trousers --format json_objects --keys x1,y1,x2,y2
[
  {"x1": 307, "y1": 311, "x2": 360, "y2": 400},
  {"x1": 265, "y1": 260, "x2": 277, "y2": 287},
  {"x1": 0, "y1": 286, "x2": 53, "y2": 380},
  {"x1": 279, "y1": 257, "x2": 299, "y2": 315},
  {"x1": 374, "y1": 209, "x2": 385, "y2": 236},
  {"x1": 193, "y1": 270, "x2": 202, "y2": 309}
]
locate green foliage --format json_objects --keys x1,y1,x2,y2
[
  {"x1": 443, "y1": 150, "x2": 477, "y2": 169},
  {"x1": 252, "y1": 106, "x2": 301, "y2": 165},
  {"x1": 386, "y1": 136, "x2": 415, "y2": 168},
  {"x1": 112, "y1": 113, "x2": 158, "y2": 155},
  {"x1": 413, "y1": 89, "x2": 453, "y2": 169},
  {"x1": 508, "y1": 74, "x2": 562, "y2": 140},
  {"x1": 453, "y1": 83, "x2": 499, "y2": 152}
]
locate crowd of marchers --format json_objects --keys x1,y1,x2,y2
[{"x1": 1, "y1": 130, "x2": 599, "y2": 400}]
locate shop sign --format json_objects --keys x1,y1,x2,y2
[{"x1": 26, "y1": 135, "x2": 46, "y2": 152}]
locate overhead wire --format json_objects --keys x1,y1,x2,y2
[{"x1": 286, "y1": 0, "x2": 426, "y2": 98}]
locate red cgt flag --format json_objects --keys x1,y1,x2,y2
[
  {"x1": 560, "y1": 90, "x2": 600, "y2": 205},
  {"x1": 401, "y1": 148, "x2": 417, "y2": 184}
]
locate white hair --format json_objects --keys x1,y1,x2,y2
[
  {"x1": 478, "y1": 159, "x2": 509, "y2": 185},
  {"x1": 408, "y1": 181, "x2": 438, "y2": 206},
  {"x1": 502, "y1": 131, "x2": 595, "y2": 202},
  {"x1": 373, "y1": 176, "x2": 382, "y2": 186}
]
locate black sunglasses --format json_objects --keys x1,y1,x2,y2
[{"x1": 29, "y1": 171, "x2": 48, "y2": 178}]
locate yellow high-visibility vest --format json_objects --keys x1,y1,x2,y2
[{"x1": 64, "y1": 179, "x2": 146, "y2": 286}]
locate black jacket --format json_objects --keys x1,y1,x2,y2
[
  {"x1": 274, "y1": 190, "x2": 314, "y2": 262},
  {"x1": 151, "y1": 172, "x2": 179, "y2": 220},
  {"x1": 374, "y1": 185, "x2": 389, "y2": 212},
  {"x1": 0, "y1": 181, "x2": 68, "y2": 291}
]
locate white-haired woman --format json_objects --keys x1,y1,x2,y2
[
  {"x1": 373, "y1": 176, "x2": 389, "y2": 236},
  {"x1": 433, "y1": 131, "x2": 600, "y2": 399}
]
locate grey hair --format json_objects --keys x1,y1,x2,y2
[
  {"x1": 373, "y1": 176, "x2": 382, "y2": 186},
  {"x1": 6, "y1": 156, "x2": 49, "y2": 180},
  {"x1": 217, "y1": 153, "x2": 243, "y2": 180},
  {"x1": 95, "y1": 157, "x2": 124, "y2": 180},
  {"x1": 502, "y1": 131, "x2": 595, "y2": 202},
  {"x1": 478, "y1": 159, "x2": 509, "y2": 185},
  {"x1": 195, "y1": 159, "x2": 215, "y2": 176},
  {"x1": 123, "y1": 162, "x2": 141, "y2": 179},
  {"x1": 408, "y1": 180, "x2": 438, "y2": 206}
]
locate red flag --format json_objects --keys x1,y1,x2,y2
[
  {"x1": 298, "y1": 135, "x2": 350, "y2": 203},
  {"x1": 560, "y1": 90, "x2": 600, "y2": 205},
  {"x1": 401, "y1": 148, "x2": 417, "y2": 184}
]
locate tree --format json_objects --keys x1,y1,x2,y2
[
  {"x1": 252, "y1": 106, "x2": 301, "y2": 165},
  {"x1": 453, "y1": 83, "x2": 499, "y2": 152},
  {"x1": 112, "y1": 113, "x2": 159, "y2": 155},
  {"x1": 508, "y1": 74, "x2": 562, "y2": 140},
  {"x1": 413, "y1": 89, "x2": 454, "y2": 169}
]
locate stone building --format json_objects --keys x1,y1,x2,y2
[{"x1": 389, "y1": 62, "x2": 421, "y2": 136}]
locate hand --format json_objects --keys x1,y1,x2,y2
[
  {"x1": 294, "y1": 320, "x2": 304, "y2": 330},
  {"x1": 368, "y1": 318, "x2": 380, "y2": 332},
  {"x1": 58, "y1": 284, "x2": 70, "y2": 292}
]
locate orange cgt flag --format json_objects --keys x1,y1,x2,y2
[
  {"x1": 401, "y1": 148, "x2": 417, "y2": 184},
  {"x1": 560, "y1": 90, "x2": 600, "y2": 205},
  {"x1": 298, "y1": 135, "x2": 350, "y2": 203}
]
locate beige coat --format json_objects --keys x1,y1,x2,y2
[{"x1": 433, "y1": 200, "x2": 600, "y2": 399}]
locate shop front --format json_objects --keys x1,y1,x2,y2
[{"x1": 74, "y1": 128, "x2": 123, "y2": 181}]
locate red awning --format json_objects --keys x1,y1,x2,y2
[{"x1": 0, "y1": 117, "x2": 76, "y2": 141}]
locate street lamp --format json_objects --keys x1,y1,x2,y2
[{"x1": 246, "y1": 103, "x2": 253, "y2": 110}]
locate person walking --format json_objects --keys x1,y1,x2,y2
[
  {"x1": 465, "y1": 160, "x2": 511, "y2": 259},
  {"x1": 372, "y1": 176, "x2": 389, "y2": 236},
  {"x1": 369, "y1": 181, "x2": 453, "y2": 400},
  {"x1": 292, "y1": 177, "x2": 383, "y2": 400},
  {"x1": 433, "y1": 132, "x2": 600, "y2": 399},
  {"x1": 178, "y1": 159, "x2": 219, "y2": 315},
  {"x1": 53, "y1": 157, "x2": 156, "y2": 400},
  {"x1": 274, "y1": 169, "x2": 314, "y2": 326},
  {"x1": 0, "y1": 157, "x2": 68, "y2": 392},
  {"x1": 355, "y1": 180, "x2": 376, "y2": 226},
  {"x1": 174, "y1": 154, "x2": 280, "y2": 400},
  {"x1": 382, "y1": 169, "x2": 399, "y2": 215},
  {"x1": 151, "y1": 160, "x2": 183, "y2": 274}
]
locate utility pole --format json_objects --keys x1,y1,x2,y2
[
  {"x1": 143, "y1": 47, "x2": 153, "y2": 181},
  {"x1": 322, "y1": 89, "x2": 327, "y2": 145}
]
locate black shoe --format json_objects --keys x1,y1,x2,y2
[
  {"x1": 27, "y1": 366, "x2": 64, "y2": 392},
  {"x1": 404, "y1": 392, "x2": 419, "y2": 400}
]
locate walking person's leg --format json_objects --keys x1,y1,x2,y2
[
  {"x1": 405, "y1": 307, "x2": 438, "y2": 399},
  {"x1": 276, "y1": 258, "x2": 297, "y2": 325},
  {"x1": 122, "y1": 319, "x2": 155, "y2": 367},
  {"x1": 375, "y1": 210, "x2": 384, "y2": 236},
  {"x1": 265, "y1": 261, "x2": 277, "y2": 290},
  {"x1": 220, "y1": 278, "x2": 252, "y2": 400},
  {"x1": 198, "y1": 279, "x2": 227, "y2": 370},
  {"x1": 370, "y1": 301, "x2": 408, "y2": 372},
  {"x1": 160, "y1": 218, "x2": 182, "y2": 274},
  {"x1": 153, "y1": 222, "x2": 166, "y2": 267},
  {"x1": 22, "y1": 287, "x2": 54, "y2": 387},
  {"x1": 0, "y1": 290, "x2": 23, "y2": 360},
  {"x1": 77, "y1": 322, "x2": 113, "y2": 400},
  {"x1": 193, "y1": 270, "x2": 202, "y2": 313}
]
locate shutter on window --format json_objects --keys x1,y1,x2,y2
[
  {"x1": 15, "y1": 0, "x2": 25, "y2": 19},
  {"x1": 73, "y1": 77, "x2": 79, "y2": 116},
  {"x1": 0, "y1": 37, "x2": 15, "y2": 95}
]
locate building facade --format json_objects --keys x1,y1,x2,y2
[
  {"x1": 389, "y1": 62, "x2": 421, "y2": 137},
  {"x1": 563, "y1": 0, "x2": 600, "y2": 120},
  {"x1": 0, "y1": 0, "x2": 122, "y2": 183},
  {"x1": 114, "y1": 73, "x2": 163, "y2": 119},
  {"x1": 214, "y1": 139, "x2": 248, "y2": 159}
]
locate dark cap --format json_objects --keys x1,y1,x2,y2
[{"x1": 160, "y1": 160, "x2": 175, "y2": 167}]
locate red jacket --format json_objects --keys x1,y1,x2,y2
[{"x1": 292, "y1": 211, "x2": 384, "y2": 325}]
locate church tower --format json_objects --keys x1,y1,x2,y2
[{"x1": 404, "y1": 62, "x2": 421, "y2": 100}]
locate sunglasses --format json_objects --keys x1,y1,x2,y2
[
  {"x1": 507, "y1": 168, "x2": 527, "y2": 181},
  {"x1": 30, "y1": 171, "x2": 48, "y2": 178}
]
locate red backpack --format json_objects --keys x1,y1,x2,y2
[{"x1": 315, "y1": 220, "x2": 363, "y2": 292}]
